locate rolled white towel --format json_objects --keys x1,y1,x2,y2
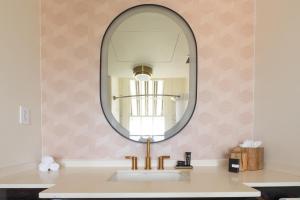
[
  {"x1": 38, "y1": 163, "x2": 50, "y2": 172},
  {"x1": 50, "y1": 162, "x2": 60, "y2": 171},
  {"x1": 41, "y1": 156, "x2": 54, "y2": 165}
]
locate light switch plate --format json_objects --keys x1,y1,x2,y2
[{"x1": 19, "y1": 105, "x2": 30, "y2": 125}]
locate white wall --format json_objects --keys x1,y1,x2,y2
[
  {"x1": 0, "y1": 0, "x2": 41, "y2": 168},
  {"x1": 255, "y1": 0, "x2": 300, "y2": 174}
]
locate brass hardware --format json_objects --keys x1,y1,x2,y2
[
  {"x1": 125, "y1": 156, "x2": 138, "y2": 170},
  {"x1": 158, "y1": 155, "x2": 170, "y2": 170},
  {"x1": 145, "y1": 138, "x2": 152, "y2": 170}
]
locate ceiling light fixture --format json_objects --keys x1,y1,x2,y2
[{"x1": 133, "y1": 65, "x2": 152, "y2": 81}]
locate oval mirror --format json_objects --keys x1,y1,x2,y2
[{"x1": 100, "y1": 4, "x2": 197, "y2": 143}]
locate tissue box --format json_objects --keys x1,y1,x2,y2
[{"x1": 242, "y1": 147, "x2": 264, "y2": 171}]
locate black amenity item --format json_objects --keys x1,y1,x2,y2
[
  {"x1": 185, "y1": 152, "x2": 191, "y2": 166},
  {"x1": 229, "y1": 158, "x2": 240, "y2": 173}
]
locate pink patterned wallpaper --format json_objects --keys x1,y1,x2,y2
[{"x1": 41, "y1": 0, "x2": 254, "y2": 160}]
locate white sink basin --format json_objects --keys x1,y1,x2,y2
[{"x1": 109, "y1": 170, "x2": 190, "y2": 182}]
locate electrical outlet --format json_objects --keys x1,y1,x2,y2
[{"x1": 19, "y1": 106, "x2": 30, "y2": 125}]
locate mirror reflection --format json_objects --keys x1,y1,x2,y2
[{"x1": 101, "y1": 5, "x2": 197, "y2": 142}]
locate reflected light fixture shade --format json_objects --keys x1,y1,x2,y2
[{"x1": 133, "y1": 65, "x2": 152, "y2": 81}]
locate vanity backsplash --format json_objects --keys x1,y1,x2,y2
[{"x1": 41, "y1": 0, "x2": 254, "y2": 160}]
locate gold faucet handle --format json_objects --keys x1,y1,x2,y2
[
  {"x1": 125, "y1": 156, "x2": 138, "y2": 170},
  {"x1": 158, "y1": 155, "x2": 170, "y2": 170}
]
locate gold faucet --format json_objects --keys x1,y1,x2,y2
[
  {"x1": 145, "y1": 138, "x2": 152, "y2": 170},
  {"x1": 125, "y1": 156, "x2": 138, "y2": 170},
  {"x1": 158, "y1": 155, "x2": 170, "y2": 170}
]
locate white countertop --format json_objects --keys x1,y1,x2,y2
[{"x1": 0, "y1": 166, "x2": 300, "y2": 198}]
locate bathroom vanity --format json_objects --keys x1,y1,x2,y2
[
  {"x1": 0, "y1": 166, "x2": 300, "y2": 200},
  {"x1": 1, "y1": 187, "x2": 300, "y2": 200}
]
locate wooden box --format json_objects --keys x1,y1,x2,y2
[{"x1": 242, "y1": 147, "x2": 264, "y2": 171}]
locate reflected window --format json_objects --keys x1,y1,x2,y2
[{"x1": 129, "y1": 80, "x2": 165, "y2": 141}]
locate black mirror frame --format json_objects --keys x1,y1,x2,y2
[{"x1": 100, "y1": 4, "x2": 198, "y2": 143}]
